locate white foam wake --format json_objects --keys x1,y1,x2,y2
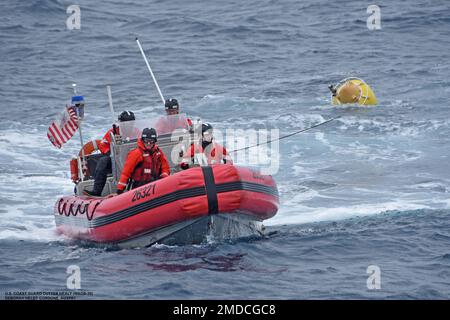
[{"x1": 266, "y1": 200, "x2": 431, "y2": 226}]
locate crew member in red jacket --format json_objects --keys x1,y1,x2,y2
[
  {"x1": 180, "y1": 122, "x2": 233, "y2": 169},
  {"x1": 116, "y1": 128, "x2": 170, "y2": 194},
  {"x1": 155, "y1": 98, "x2": 193, "y2": 135},
  {"x1": 84, "y1": 110, "x2": 135, "y2": 197}
]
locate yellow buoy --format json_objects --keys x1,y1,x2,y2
[{"x1": 330, "y1": 77, "x2": 377, "y2": 105}]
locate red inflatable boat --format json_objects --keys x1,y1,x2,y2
[{"x1": 54, "y1": 165, "x2": 279, "y2": 247}]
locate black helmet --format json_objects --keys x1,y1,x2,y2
[
  {"x1": 118, "y1": 110, "x2": 135, "y2": 122},
  {"x1": 142, "y1": 127, "x2": 157, "y2": 143},
  {"x1": 165, "y1": 98, "x2": 179, "y2": 110},
  {"x1": 202, "y1": 122, "x2": 213, "y2": 134}
]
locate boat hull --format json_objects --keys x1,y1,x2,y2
[
  {"x1": 54, "y1": 165, "x2": 278, "y2": 246},
  {"x1": 116, "y1": 213, "x2": 264, "y2": 248}
]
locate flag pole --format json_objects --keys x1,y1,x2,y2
[
  {"x1": 73, "y1": 83, "x2": 86, "y2": 181},
  {"x1": 77, "y1": 116, "x2": 86, "y2": 181}
]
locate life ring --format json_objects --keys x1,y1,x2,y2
[
  {"x1": 70, "y1": 139, "x2": 101, "y2": 183},
  {"x1": 331, "y1": 77, "x2": 377, "y2": 106}
]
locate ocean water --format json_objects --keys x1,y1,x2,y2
[{"x1": 1, "y1": 0, "x2": 450, "y2": 299}]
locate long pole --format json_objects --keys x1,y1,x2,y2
[
  {"x1": 135, "y1": 37, "x2": 166, "y2": 105},
  {"x1": 73, "y1": 83, "x2": 86, "y2": 181},
  {"x1": 77, "y1": 119, "x2": 86, "y2": 181},
  {"x1": 106, "y1": 85, "x2": 115, "y2": 123}
]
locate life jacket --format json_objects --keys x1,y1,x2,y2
[
  {"x1": 99, "y1": 125, "x2": 141, "y2": 155},
  {"x1": 98, "y1": 127, "x2": 118, "y2": 154},
  {"x1": 117, "y1": 139, "x2": 170, "y2": 191},
  {"x1": 131, "y1": 147, "x2": 161, "y2": 186},
  {"x1": 183, "y1": 141, "x2": 232, "y2": 166},
  {"x1": 155, "y1": 115, "x2": 192, "y2": 135}
]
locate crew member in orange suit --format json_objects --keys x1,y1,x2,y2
[
  {"x1": 116, "y1": 128, "x2": 170, "y2": 194},
  {"x1": 155, "y1": 98, "x2": 193, "y2": 135},
  {"x1": 180, "y1": 122, "x2": 233, "y2": 169},
  {"x1": 84, "y1": 110, "x2": 135, "y2": 197}
]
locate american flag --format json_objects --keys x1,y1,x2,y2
[{"x1": 47, "y1": 105, "x2": 79, "y2": 148}]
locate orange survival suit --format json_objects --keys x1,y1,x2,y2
[
  {"x1": 117, "y1": 139, "x2": 170, "y2": 193},
  {"x1": 181, "y1": 141, "x2": 233, "y2": 169}
]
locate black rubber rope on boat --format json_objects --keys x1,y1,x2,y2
[
  {"x1": 60, "y1": 201, "x2": 68, "y2": 216},
  {"x1": 67, "y1": 202, "x2": 75, "y2": 216},
  {"x1": 57, "y1": 198, "x2": 65, "y2": 215},
  {"x1": 76, "y1": 202, "x2": 88, "y2": 215},
  {"x1": 86, "y1": 201, "x2": 101, "y2": 221},
  {"x1": 66, "y1": 201, "x2": 76, "y2": 216},
  {"x1": 57, "y1": 198, "x2": 100, "y2": 221}
]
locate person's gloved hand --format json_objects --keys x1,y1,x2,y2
[
  {"x1": 180, "y1": 162, "x2": 189, "y2": 170},
  {"x1": 117, "y1": 189, "x2": 124, "y2": 195}
]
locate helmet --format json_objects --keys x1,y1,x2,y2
[
  {"x1": 142, "y1": 128, "x2": 157, "y2": 143},
  {"x1": 165, "y1": 98, "x2": 179, "y2": 111},
  {"x1": 201, "y1": 123, "x2": 213, "y2": 143},
  {"x1": 118, "y1": 110, "x2": 135, "y2": 122},
  {"x1": 202, "y1": 122, "x2": 213, "y2": 134}
]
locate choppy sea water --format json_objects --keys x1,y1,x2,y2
[{"x1": 1, "y1": 0, "x2": 449, "y2": 299}]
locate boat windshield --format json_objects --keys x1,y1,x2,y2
[{"x1": 119, "y1": 113, "x2": 190, "y2": 140}]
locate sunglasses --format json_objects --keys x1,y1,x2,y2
[{"x1": 143, "y1": 138, "x2": 156, "y2": 144}]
